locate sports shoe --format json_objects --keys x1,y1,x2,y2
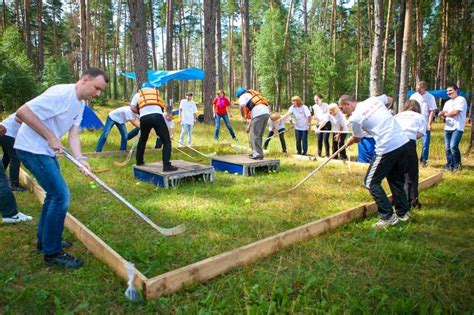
[
  {"x1": 372, "y1": 215, "x2": 399, "y2": 229},
  {"x1": 420, "y1": 161, "x2": 427, "y2": 168},
  {"x1": 45, "y1": 251, "x2": 84, "y2": 269},
  {"x1": 2, "y1": 212, "x2": 33, "y2": 224},
  {"x1": 162, "y1": 164, "x2": 178, "y2": 172},
  {"x1": 249, "y1": 155, "x2": 264, "y2": 160},
  {"x1": 443, "y1": 165, "x2": 452, "y2": 172},
  {"x1": 397, "y1": 213, "x2": 410, "y2": 222},
  {"x1": 37, "y1": 240, "x2": 73, "y2": 253},
  {"x1": 233, "y1": 137, "x2": 238, "y2": 141}
]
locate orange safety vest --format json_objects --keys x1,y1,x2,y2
[
  {"x1": 137, "y1": 88, "x2": 165, "y2": 112},
  {"x1": 244, "y1": 89, "x2": 269, "y2": 119}
]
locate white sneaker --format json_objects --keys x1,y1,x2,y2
[
  {"x1": 2, "y1": 212, "x2": 33, "y2": 224},
  {"x1": 397, "y1": 213, "x2": 410, "y2": 222},
  {"x1": 372, "y1": 215, "x2": 399, "y2": 229}
]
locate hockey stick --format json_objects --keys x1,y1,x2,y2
[
  {"x1": 62, "y1": 149, "x2": 186, "y2": 236},
  {"x1": 279, "y1": 142, "x2": 350, "y2": 194},
  {"x1": 171, "y1": 138, "x2": 216, "y2": 158},
  {"x1": 114, "y1": 136, "x2": 139, "y2": 167}
]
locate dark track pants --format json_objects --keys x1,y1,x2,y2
[
  {"x1": 404, "y1": 140, "x2": 419, "y2": 206},
  {"x1": 0, "y1": 135, "x2": 20, "y2": 187},
  {"x1": 136, "y1": 114, "x2": 172, "y2": 166},
  {"x1": 263, "y1": 128, "x2": 287, "y2": 152},
  {"x1": 364, "y1": 143, "x2": 410, "y2": 220},
  {"x1": 317, "y1": 122, "x2": 331, "y2": 157},
  {"x1": 332, "y1": 133, "x2": 347, "y2": 160}
]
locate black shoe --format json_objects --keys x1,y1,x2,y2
[
  {"x1": 45, "y1": 251, "x2": 84, "y2": 269},
  {"x1": 37, "y1": 240, "x2": 73, "y2": 253},
  {"x1": 136, "y1": 161, "x2": 145, "y2": 166},
  {"x1": 11, "y1": 185, "x2": 27, "y2": 192},
  {"x1": 163, "y1": 165, "x2": 178, "y2": 172}
]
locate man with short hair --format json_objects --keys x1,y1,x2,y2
[
  {"x1": 339, "y1": 94, "x2": 410, "y2": 229},
  {"x1": 409, "y1": 81, "x2": 437, "y2": 166},
  {"x1": 0, "y1": 123, "x2": 33, "y2": 224},
  {"x1": 439, "y1": 84, "x2": 468, "y2": 172},
  {"x1": 15, "y1": 68, "x2": 108, "y2": 268}
]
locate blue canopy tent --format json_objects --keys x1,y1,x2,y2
[
  {"x1": 406, "y1": 89, "x2": 467, "y2": 99},
  {"x1": 80, "y1": 105, "x2": 104, "y2": 131},
  {"x1": 120, "y1": 67, "x2": 205, "y2": 87}
]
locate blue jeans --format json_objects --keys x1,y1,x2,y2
[
  {"x1": 17, "y1": 150, "x2": 70, "y2": 255},
  {"x1": 295, "y1": 130, "x2": 308, "y2": 155},
  {"x1": 0, "y1": 162, "x2": 17, "y2": 218},
  {"x1": 95, "y1": 116, "x2": 128, "y2": 152},
  {"x1": 420, "y1": 130, "x2": 431, "y2": 163},
  {"x1": 444, "y1": 129, "x2": 464, "y2": 169},
  {"x1": 214, "y1": 114, "x2": 236, "y2": 140},
  {"x1": 180, "y1": 124, "x2": 194, "y2": 145}
]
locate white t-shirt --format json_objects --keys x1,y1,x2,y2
[
  {"x1": 14, "y1": 84, "x2": 84, "y2": 157},
  {"x1": 349, "y1": 95, "x2": 408, "y2": 155},
  {"x1": 267, "y1": 117, "x2": 287, "y2": 131},
  {"x1": 443, "y1": 96, "x2": 468, "y2": 131},
  {"x1": 238, "y1": 92, "x2": 270, "y2": 119},
  {"x1": 179, "y1": 99, "x2": 198, "y2": 125},
  {"x1": 312, "y1": 103, "x2": 330, "y2": 126},
  {"x1": 287, "y1": 105, "x2": 311, "y2": 130},
  {"x1": 394, "y1": 110, "x2": 426, "y2": 141},
  {"x1": 409, "y1": 91, "x2": 437, "y2": 125},
  {"x1": 329, "y1": 112, "x2": 348, "y2": 132},
  {"x1": 1, "y1": 113, "x2": 21, "y2": 138},
  {"x1": 108, "y1": 106, "x2": 138, "y2": 124},
  {"x1": 130, "y1": 92, "x2": 163, "y2": 117}
]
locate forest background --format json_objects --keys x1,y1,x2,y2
[{"x1": 0, "y1": 0, "x2": 472, "y2": 140}]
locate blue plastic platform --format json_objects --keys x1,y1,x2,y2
[
  {"x1": 211, "y1": 154, "x2": 280, "y2": 176},
  {"x1": 133, "y1": 160, "x2": 215, "y2": 188}
]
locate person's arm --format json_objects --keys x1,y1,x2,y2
[
  {"x1": 240, "y1": 106, "x2": 247, "y2": 122},
  {"x1": 0, "y1": 124, "x2": 5, "y2": 136},
  {"x1": 346, "y1": 121, "x2": 362, "y2": 146},
  {"x1": 426, "y1": 110, "x2": 435, "y2": 131},
  {"x1": 307, "y1": 115, "x2": 312, "y2": 132},
  {"x1": 68, "y1": 124, "x2": 91, "y2": 172},
  {"x1": 130, "y1": 118, "x2": 140, "y2": 128},
  {"x1": 16, "y1": 104, "x2": 61, "y2": 150},
  {"x1": 441, "y1": 109, "x2": 461, "y2": 117},
  {"x1": 226, "y1": 97, "x2": 233, "y2": 117}
]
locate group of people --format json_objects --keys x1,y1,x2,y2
[{"x1": 1, "y1": 68, "x2": 468, "y2": 271}]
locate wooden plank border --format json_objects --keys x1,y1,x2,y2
[
  {"x1": 19, "y1": 168, "x2": 148, "y2": 292},
  {"x1": 145, "y1": 172, "x2": 443, "y2": 299}
]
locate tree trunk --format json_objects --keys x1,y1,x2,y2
[
  {"x1": 367, "y1": 0, "x2": 373, "y2": 62},
  {"x1": 166, "y1": 0, "x2": 174, "y2": 103},
  {"x1": 329, "y1": 0, "x2": 336, "y2": 56},
  {"x1": 80, "y1": 0, "x2": 89, "y2": 73},
  {"x1": 381, "y1": 0, "x2": 393, "y2": 92},
  {"x1": 469, "y1": 4, "x2": 474, "y2": 153},
  {"x1": 215, "y1": 0, "x2": 223, "y2": 90},
  {"x1": 203, "y1": 0, "x2": 216, "y2": 123},
  {"x1": 128, "y1": 0, "x2": 149, "y2": 86},
  {"x1": 112, "y1": 0, "x2": 122, "y2": 100},
  {"x1": 355, "y1": 0, "x2": 362, "y2": 99},
  {"x1": 149, "y1": 0, "x2": 158, "y2": 70},
  {"x1": 23, "y1": 0, "x2": 33, "y2": 66},
  {"x1": 303, "y1": 0, "x2": 309, "y2": 102},
  {"x1": 393, "y1": 0, "x2": 405, "y2": 108},
  {"x1": 398, "y1": 0, "x2": 413, "y2": 111},
  {"x1": 228, "y1": 13, "x2": 234, "y2": 99},
  {"x1": 241, "y1": 0, "x2": 250, "y2": 88},
  {"x1": 37, "y1": 0, "x2": 44, "y2": 74},
  {"x1": 415, "y1": 0, "x2": 423, "y2": 83},
  {"x1": 369, "y1": 0, "x2": 383, "y2": 96},
  {"x1": 123, "y1": 5, "x2": 128, "y2": 100},
  {"x1": 2, "y1": 0, "x2": 6, "y2": 31}
]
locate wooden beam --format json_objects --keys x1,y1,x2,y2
[
  {"x1": 19, "y1": 168, "x2": 148, "y2": 292},
  {"x1": 145, "y1": 172, "x2": 443, "y2": 299}
]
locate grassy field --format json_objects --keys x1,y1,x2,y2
[{"x1": 1, "y1": 105, "x2": 473, "y2": 313}]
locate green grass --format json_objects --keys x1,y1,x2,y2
[{"x1": 0, "y1": 106, "x2": 473, "y2": 313}]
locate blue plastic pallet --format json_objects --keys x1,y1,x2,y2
[{"x1": 211, "y1": 154, "x2": 280, "y2": 176}]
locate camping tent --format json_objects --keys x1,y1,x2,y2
[
  {"x1": 121, "y1": 68, "x2": 205, "y2": 87},
  {"x1": 80, "y1": 105, "x2": 104, "y2": 131},
  {"x1": 406, "y1": 89, "x2": 467, "y2": 99}
]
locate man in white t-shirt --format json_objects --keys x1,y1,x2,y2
[
  {"x1": 14, "y1": 68, "x2": 108, "y2": 268},
  {"x1": 339, "y1": 94, "x2": 410, "y2": 229},
  {"x1": 1, "y1": 121, "x2": 33, "y2": 224},
  {"x1": 236, "y1": 87, "x2": 270, "y2": 159},
  {"x1": 179, "y1": 92, "x2": 198, "y2": 145},
  {"x1": 95, "y1": 106, "x2": 139, "y2": 152},
  {"x1": 439, "y1": 84, "x2": 468, "y2": 172},
  {"x1": 409, "y1": 81, "x2": 437, "y2": 166}
]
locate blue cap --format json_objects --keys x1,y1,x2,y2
[
  {"x1": 141, "y1": 82, "x2": 153, "y2": 89},
  {"x1": 236, "y1": 87, "x2": 246, "y2": 98}
]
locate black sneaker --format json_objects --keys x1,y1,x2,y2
[
  {"x1": 11, "y1": 185, "x2": 27, "y2": 192},
  {"x1": 44, "y1": 251, "x2": 84, "y2": 269},
  {"x1": 163, "y1": 165, "x2": 178, "y2": 172},
  {"x1": 37, "y1": 240, "x2": 73, "y2": 253}
]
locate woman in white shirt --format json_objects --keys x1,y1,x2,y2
[
  {"x1": 280, "y1": 96, "x2": 312, "y2": 155},
  {"x1": 312, "y1": 94, "x2": 331, "y2": 157}
]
